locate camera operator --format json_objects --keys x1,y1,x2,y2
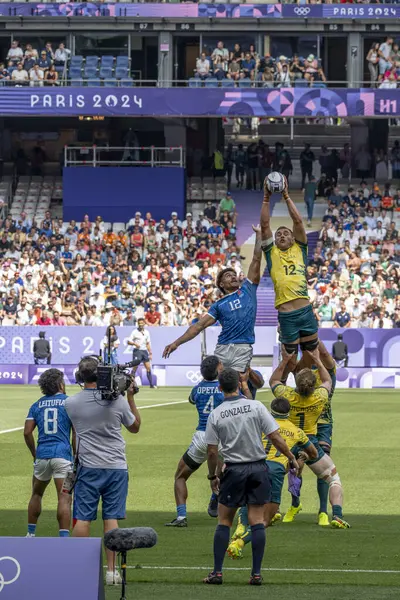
[{"x1": 65, "y1": 357, "x2": 141, "y2": 586}]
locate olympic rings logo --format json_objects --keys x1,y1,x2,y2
[
  {"x1": 294, "y1": 6, "x2": 311, "y2": 16},
  {"x1": 186, "y1": 370, "x2": 202, "y2": 384},
  {"x1": 0, "y1": 557, "x2": 21, "y2": 592}
]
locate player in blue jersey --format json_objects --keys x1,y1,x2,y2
[
  {"x1": 166, "y1": 356, "x2": 225, "y2": 527},
  {"x1": 24, "y1": 368, "x2": 74, "y2": 538},
  {"x1": 163, "y1": 226, "x2": 262, "y2": 372}
]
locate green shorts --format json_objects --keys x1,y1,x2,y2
[
  {"x1": 292, "y1": 435, "x2": 325, "y2": 466},
  {"x1": 278, "y1": 304, "x2": 318, "y2": 345},
  {"x1": 266, "y1": 461, "x2": 286, "y2": 505},
  {"x1": 317, "y1": 423, "x2": 333, "y2": 449}
]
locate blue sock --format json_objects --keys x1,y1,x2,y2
[
  {"x1": 27, "y1": 524, "x2": 36, "y2": 535},
  {"x1": 210, "y1": 493, "x2": 218, "y2": 502},
  {"x1": 213, "y1": 524, "x2": 230, "y2": 573},
  {"x1": 251, "y1": 524, "x2": 266, "y2": 576},
  {"x1": 332, "y1": 505, "x2": 343, "y2": 518},
  {"x1": 238, "y1": 506, "x2": 249, "y2": 527},
  {"x1": 59, "y1": 529, "x2": 70, "y2": 537},
  {"x1": 317, "y1": 479, "x2": 329, "y2": 514},
  {"x1": 177, "y1": 504, "x2": 186, "y2": 519}
]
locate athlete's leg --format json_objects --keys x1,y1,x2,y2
[
  {"x1": 308, "y1": 454, "x2": 349, "y2": 527},
  {"x1": 264, "y1": 502, "x2": 280, "y2": 527},
  {"x1": 27, "y1": 476, "x2": 50, "y2": 536},
  {"x1": 248, "y1": 505, "x2": 266, "y2": 577},
  {"x1": 54, "y1": 477, "x2": 72, "y2": 535},
  {"x1": 174, "y1": 458, "x2": 194, "y2": 518},
  {"x1": 143, "y1": 360, "x2": 154, "y2": 388}
]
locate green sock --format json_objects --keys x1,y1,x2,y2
[
  {"x1": 317, "y1": 479, "x2": 329, "y2": 514},
  {"x1": 332, "y1": 505, "x2": 343, "y2": 518}
]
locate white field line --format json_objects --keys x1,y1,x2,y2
[
  {"x1": 106, "y1": 565, "x2": 400, "y2": 574},
  {"x1": 0, "y1": 400, "x2": 187, "y2": 435}
]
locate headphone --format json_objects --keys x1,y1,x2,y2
[{"x1": 75, "y1": 355, "x2": 102, "y2": 385}]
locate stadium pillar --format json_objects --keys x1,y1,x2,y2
[
  {"x1": 158, "y1": 32, "x2": 174, "y2": 87},
  {"x1": 346, "y1": 33, "x2": 363, "y2": 88}
]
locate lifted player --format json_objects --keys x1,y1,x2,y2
[
  {"x1": 165, "y1": 356, "x2": 225, "y2": 527},
  {"x1": 228, "y1": 397, "x2": 317, "y2": 559},
  {"x1": 163, "y1": 226, "x2": 262, "y2": 372},
  {"x1": 260, "y1": 178, "x2": 318, "y2": 357},
  {"x1": 270, "y1": 346, "x2": 350, "y2": 529}
]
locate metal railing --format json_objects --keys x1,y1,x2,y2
[{"x1": 64, "y1": 145, "x2": 185, "y2": 167}]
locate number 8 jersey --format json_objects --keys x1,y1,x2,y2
[
  {"x1": 189, "y1": 381, "x2": 225, "y2": 432},
  {"x1": 263, "y1": 239, "x2": 309, "y2": 309},
  {"x1": 26, "y1": 393, "x2": 73, "y2": 461}
]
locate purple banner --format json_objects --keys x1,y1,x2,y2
[
  {"x1": 0, "y1": 88, "x2": 398, "y2": 118},
  {"x1": 335, "y1": 367, "x2": 400, "y2": 389},
  {"x1": 0, "y1": 538, "x2": 104, "y2": 599},
  {"x1": 0, "y1": 364, "x2": 28, "y2": 384},
  {"x1": 0, "y1": 3, "x2": 398, "y2": 19},
  {"x1": 0, "y1": 326, "x2": 276, "y2": 366}
]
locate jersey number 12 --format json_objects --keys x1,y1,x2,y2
[
  {"x1": 229, "y1": 299, "x2": 242, "y2": 311},
  {"x1": 284, "y1": 265, "x2": 296, "y2": 276},
  {"x1": 44, "y1": 408, "x2": 58, "y2": 435}
]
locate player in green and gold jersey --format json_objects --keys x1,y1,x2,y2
[
  {"x1": 269, "y1": 346, "x2": 350, "y2": 529},
  {"x1": 260, "y1": 178, "x2": 318, "y2": 356},
  {"x1": 227, "y1": 397, "x2": 317, "y2": 559}
]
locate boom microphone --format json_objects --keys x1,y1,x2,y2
[{"x1": 104, "y1": 527, "x2": 158, "y2": 553}]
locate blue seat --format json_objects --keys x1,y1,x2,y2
[
  {"x1": 205, "y1": 77, "x2": 218, "y2": 88},
  {"x1": 188, "y1": 77, "x2": 202, "y2": 88},
  {"x1": 86, "y1": 78, "x2": 101, "y2": 87},
  {"x1": 100, "y1": 56, "x2": 114, "y2": 68},
  {"x1": 69, "y1": 67, "x2": 82, "y2": 79},
  {"x1": 313, "y1": 82, "x2": 327, "y2": 88},
  {"x1": 70, "y1": 79, "x2": 83, "y2": 87},
  {"x1": 120, "y1": 78, "x2": 134, "y2": 87},
  {"x1": 100, "y1": 67, "x2": 113, "y2": 79},
  {"x1": 294, "y1": 78, "x2": 308, "y2": 87},
  {"x1": 221, "y1": 79, "x2": 235, "y2": 88},
  {"x1": 116, "y1": 56, "x2": 129, "y2": 69},
  {"x1": 70, "y1": 55, "x2": 83, "y2": 67},
  {"x1": 85, "y1": 56, "x2": 99, "y2": 68},
  {"x1": 238, "y1": 78, "x2": 251, "y2": 88},
  {"x1": 103, "y1": 78, "x2": 118, "y2": 87},
  {"x1": 84, "y1": 66, "x2": 97, "y2": 79},
  {"x1": 115, "y1": 66, "x2": 128, "y2": 80}
]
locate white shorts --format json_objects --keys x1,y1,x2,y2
[
  {"x1": 185, "y1": 431, "x2": 207, "y2": 468},
  {"x1": 214, "y1": 343, "x2": 253, "y2": 372},
  {"x1": 33, "y1": 458, "x2": 73, "y2": 482}
]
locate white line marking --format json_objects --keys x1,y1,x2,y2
[
  {"x1": 0, "y1": 400, "x2": 187, "y2": 435},
  {"x1": 106, "y1": 565, "x2": 400, "y2": 574}
]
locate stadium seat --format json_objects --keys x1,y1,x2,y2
[
  {"x1": 239, "y1": 78, "x2": 252, "y2": 88},
  {"x1": 100, "y1": 56, "x2": 114, "y2": 68},
  {"x1": 71, "y1": 79, "x2": 83, "y2": 87},
  {"x1": 70, "y1": 55, "x2": 83, "y2": 68},
  {"x1": 69, "y1": 67, "x2": 82, "y2": 79},
  {"x1": 115, "y1": 67, "x2": 129, "y2": 80},
  {"x1": 85, "y1": 56, "x2": 99, "y2": 68},
  {"x1": 100, "y1": 67, "x2": 113, "y2": 80},
  {"x1": 221, "y1": 79, "x2": 235, "y2": 88},
  {"x1": 188, "y1": 77, "x2": 202, "y2": 88},
  {"x1": 205, "y1": 78, "x2": 218, "y2": 88},
  {"x1": 313, "y1": 82, "x2": 327, "y2": 88},
  {"x1": 295, "y1": 79, "x2": 309, "y2": 88},
  {"x1": 86, "y1": 78, "x2": 101, "y2": 87},
  {"x1": 112, "y1": 222, "x2": 125, "y2": 232},
  {"x1": 103, "y1": 79, "x2": 118, "y2": 87},
  {"x1": 84, "y1": 66, "x2": 98, "y2": 79},
  {"x1": 120, "y1": 78, "x2": 134, "y2": 87},
  {"x1": 116, "y1": 56, "x2": 129, "y2": 69}
]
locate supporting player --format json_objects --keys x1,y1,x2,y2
[
  {"x1": 227, "y1": 397, "x2": 317, "y2": 559},
  {"x1": 270, "y1": 347, "x2": 350, "y2": 529},
  {"x1": 260, "y1": 178, "x2": 319, "y2": 359},
  {"x1": 284, "y1": 340, "x2": 336, "y2": 526},
  {"x1": 127, "y1": 318, "x2": 155, "y2": 388},
  {"x1": 163, "y1": 226, "x2": 262, "y2": 372},
  {"x1": 165, "y1": 356, "x2": 225, "y2": 527},
  {"x1": 23, "y1": 368, "x2": 74, "y2": 538}
]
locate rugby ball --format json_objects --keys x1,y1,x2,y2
[{"x1": 265, "y1": 171, "x2": 285, "y2": 194}]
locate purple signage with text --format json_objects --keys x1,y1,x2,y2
[
  {"x1": 0, "y1": 364, "x2": 28, "y2": 384},
  {"x1": 0, "y1": 3, "x2": 398, "y2": 19},
  {"x1": 0, "y1": 538, "x2": 104, "y2": 599},
  {"x1": 0, "y1": 88, "x2": 397, "y2": 118}
]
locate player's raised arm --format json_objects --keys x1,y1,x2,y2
[
  {"x1": 247, "y1": 224, "x2": 262, "y2": 285},
  {"x1": 162, "y1": 314, "x2": 216, "y2": 358},
  {"x1": 282, "y1": 177, "x2": 307, "y2": 244},
  {"x1": 269, "y1": 346, "x2": 297, "y2": 389},
  {"x1": 304, "y1": 347, "x2": 332, "y2": 394},
  {"x1": 260, "y1": 181, "x2": 273, "y2": 243}
]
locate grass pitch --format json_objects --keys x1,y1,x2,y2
[{"x1": 0, "y1": 386, "x2": 400, "y2": 599}]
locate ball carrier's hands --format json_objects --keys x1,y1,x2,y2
[
  {"x1": 281, "y1": 176, "x2": 307, "y2": 244},
  {"x1": 260, "y1": 178, "x2": 273, "y2": 243}
]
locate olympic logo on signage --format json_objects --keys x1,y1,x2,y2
[
  {"x1": 0, "y1": 557, "x2": 21, "y2": 592},
  {"x1": 294, "y1": 6, "x2": 311, "y2": 16},
  {"x1": 186, "y1": 370, "x2": 202, "y2": 384}
]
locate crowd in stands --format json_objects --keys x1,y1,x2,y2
[
  {"x1": 193, "y1": 41, "x2": 326, "y2": 88},
  {"x1": 366, "y1": 37, "x2": 400, "y2": 89},
  {"x1": 312, "y1": 174, "x2": 400, "y2": 329},
  {"x1": 0, "y1": 40, "x2": 69, "y2": 87},
  {"x1": 0, "y1": 196, "x2": 241, "y2": 327}
]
